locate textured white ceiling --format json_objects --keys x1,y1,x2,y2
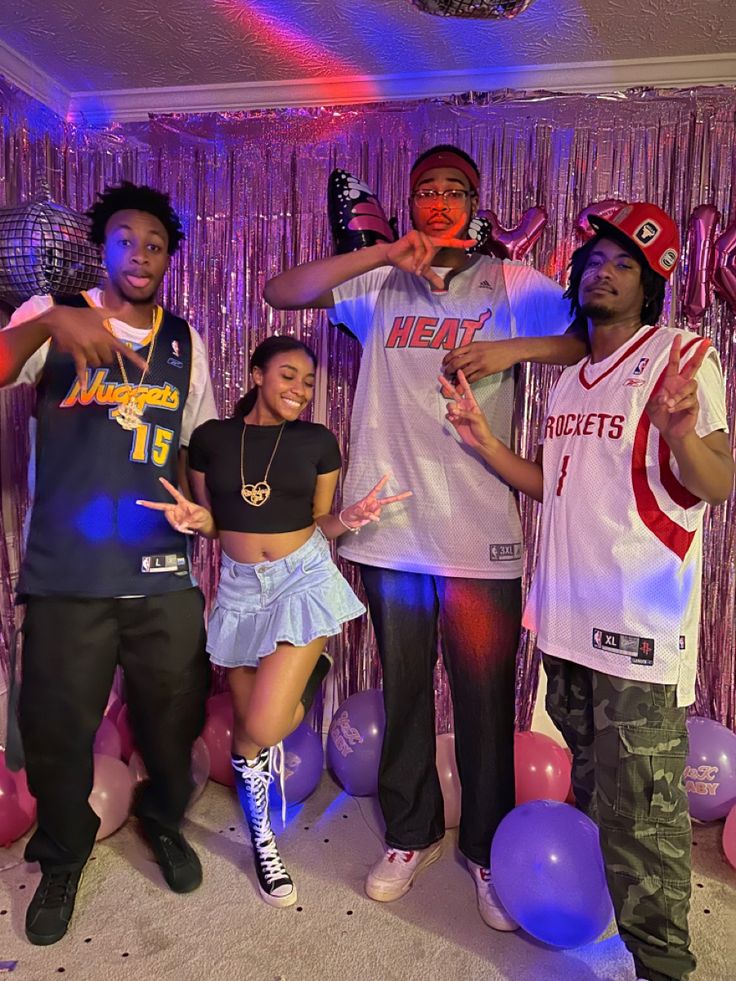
[{"x1": 0, "y1": 0, "x2": 734, "y2": 93}]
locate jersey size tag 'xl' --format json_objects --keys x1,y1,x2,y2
[{"x1": 592, "y1": 628, "x2": 655, "y2": 666}]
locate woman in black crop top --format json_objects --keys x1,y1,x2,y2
[{"x1": 139, "y1": 335, "x2": 410, "y2": 909}]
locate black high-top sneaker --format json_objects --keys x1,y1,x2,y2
[
  {"x1": 231, "y1": 748, "x2": 296, "y2": 908},
  {"x1": 300, "y1": 651, "x2": 333, "y2": 715}
]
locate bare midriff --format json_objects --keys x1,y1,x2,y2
[{"x1": 219, "y1": 523, "x2": 316, "y2": 565}]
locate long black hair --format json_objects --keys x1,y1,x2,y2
[
  {"x1": 86, "y1": 181, "x2": 185, "y2": 254},
  {"x1": 564, "y1": 235, "x2": 667, "y2": 332},
  {"x1": 235, "y1": 335, "x2": 318, "y2": 417}
]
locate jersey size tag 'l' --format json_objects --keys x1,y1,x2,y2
[
  {"x1": 592, "y1": 628, "x2": 654, "y2": 666},
  {"x1": 141, "y1": 553, "x2": 188, "y2": 575}
]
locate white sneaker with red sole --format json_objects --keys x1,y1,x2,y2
[
  {"x1": 466, "y1": 860, "x2": 519, "y2": 931},
  {"x1": 365, "y1": 842, "x2": 443, "y2": 902}
]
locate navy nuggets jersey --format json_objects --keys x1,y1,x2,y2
[
  {"x1": 523, "y1": 326, "x2": 729, "y2": 705},
  {"x1": 18, "y1": 293, "x2": 194, "y2": 598}
]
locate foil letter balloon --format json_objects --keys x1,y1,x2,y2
[
  {"x1": 683, "y1": 205, "x2": 720, "y2": 324},
  {"x1": 575, "y1": 199, "x2": 628, "y2": 241},
  {"x1": 477, "y1": 207, "x2": 548, "y2": 260},
  {"x1": 328, "y1": 170, "x2": 396, "y2": 255},
  {"x1": 0, "y1": 186, "x2": 102, "y2": 307},
  {"x1": 713, "y1": 217, "x2": 736, "y2": 316}
]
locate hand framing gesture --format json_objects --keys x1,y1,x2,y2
[
  {"x1": 340, "y1": 474, "x2": 413, "y2": 529},
  {"x1": 136, "y1": 477, "x2": 214, "y2": 535},
  {"x1": 646, "y1": 335, "x2": 711, "y2": 441},
  {"x1": 385, "y1": 229, "x2": 475, "y2": 291},
  {"x1": 439, "y1": 369, "x2": 493, "y2": 450}
]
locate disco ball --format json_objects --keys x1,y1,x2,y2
[
  {"x1": 410, "y1": 0, "x2": 537, "y2": 18},
  {"x1": 0, "y1": 190, "x2": 102, "y2": 307}
]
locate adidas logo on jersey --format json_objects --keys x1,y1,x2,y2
[{"x1": 478, "y1": 280, "x2": 494, "y2": 290}]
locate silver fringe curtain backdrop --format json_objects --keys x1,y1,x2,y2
[{"x1": 1, "y1": 81, "x2": 735, "y2": 732}]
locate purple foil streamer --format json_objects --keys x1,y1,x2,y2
[{"x1": 0, "y1": 80, "x2": 734, "y2": 736}]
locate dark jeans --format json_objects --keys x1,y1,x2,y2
[
  {"x1": 19, "y1": 590, "x2": 209, "y2": 873},
  {"x1": 543, "y1": 654, "x2": 695, "y2": 981},
  {"x1": 359, "y1": 565, "x2": 520, "y2": 866}
]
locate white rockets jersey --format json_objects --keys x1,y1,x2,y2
[
  {"x1": 330, "y1": 255, "x2": 571, "y2": 578},
  {"x1": 523, "y1": 325, "x2": 729, "y2": 705}
]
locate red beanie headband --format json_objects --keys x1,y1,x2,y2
[{"x1": 410, "y1": 150, "x2": 480, "y2": 192}]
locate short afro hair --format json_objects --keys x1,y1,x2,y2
[{"x1": 86, "y1": 181, "x2": 185, "y2": 254}]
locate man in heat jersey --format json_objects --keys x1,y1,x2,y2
[
  {"x1": 265, "y1": 145, "x2": 586, "y2": 928},
  {"x1": 443, "y1": 201, "x2": 734, "y2": 981}
]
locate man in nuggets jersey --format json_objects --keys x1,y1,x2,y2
[
  {"x1": 0, "y1": 183, "x2": 216, "y2": 944},
  {"x1": 443, "y1": 202, "x2": 733, "y2": 981}
]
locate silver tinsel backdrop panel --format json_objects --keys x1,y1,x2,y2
[{"x1": 0, "y1": 80, "x2": 734, "y2": 731}]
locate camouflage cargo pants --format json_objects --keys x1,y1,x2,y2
[{"x1": 542, "y1": 654, "x2": 694, "y2": 981}]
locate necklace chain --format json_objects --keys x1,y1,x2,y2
[
  {"x1": 240, "y1": 421, "x2": 286, "y2": 507},
  {"x1": 106, "y1": 305, "x2": 161, "y2": 431}
]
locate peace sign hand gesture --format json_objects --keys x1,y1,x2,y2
[
  {"x1": 439, "y1": 369, "x2": 493, "y2": 451},
  {"x1": 646, "y1": 335, "x2": 711, "y2": 442},
  {"x1": 340, "y1": 474, "x2": 413, "y2": 530},
  {"x1": 136, "y1": 477, "x2": 215, "y2": 536}
]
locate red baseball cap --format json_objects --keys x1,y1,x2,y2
[{"x1": 588, "y1": 202, "x2": 680, "y2": 280}]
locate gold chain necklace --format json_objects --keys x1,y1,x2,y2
[
  {"x1": 109, "y1": 307, "x2": 161, "y2": 431},
  {"x1": 240, "y1": 421, "x2": 286, "y2": 507}
]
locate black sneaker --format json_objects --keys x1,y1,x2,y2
[
  {"x1": 25, "y1": 868, "x2": 82, "y2": 946},
  {"x1": 300, "y1": 652, "x2": 334, "y2": 714},
  {"x1": 139, "y1": 819, "x2": 202, "y2": 893}
]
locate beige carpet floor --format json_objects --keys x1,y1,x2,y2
[{"x1": 1, "y1": 774, "x2": 734, "y2": 981}]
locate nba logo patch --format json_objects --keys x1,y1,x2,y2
[
  {"x1": 632, "y1": 357, "x2": 649, "y2": 376},
  {"x1": 171, "y1": 340, "x2": 180, "y2": 357},
  {"x1": 634, "y1": 220, "x2": 660, "y2": 244}
]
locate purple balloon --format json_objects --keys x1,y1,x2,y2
[
  {"x1": 491, "y1": 800, "x2": 613, "y2": 949},
  {"x1": 271, "y1": 723, "x2": 324, "y2": 805},
  {"x1": 685, "y1": 716, "x2": 736, "y2": 821},
  {"x1": 327, "y1": 689, "x2": 385, "y2": 797}
]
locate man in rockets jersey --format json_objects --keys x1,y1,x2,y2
[
  {"x1": 443, "y1": 202, "x2": 734, "y2": 980},
  {"x1": 0, "y1": 182, "x2": 216, "y2": 945},
  {"x1": 265, "y1": 146, "x2": 586, "y2": 928}
]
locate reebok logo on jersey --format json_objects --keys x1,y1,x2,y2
[
  {"x1": 592, "y1": 628, "x2": 654, "y2": 666},
  {"x1": 544, "y1": 412, "x2": 625, "y2": 441},
  {"x1": 386, "y1": 309, "x2": 491, "y2": 350},
  {"x1": 489, "y1": 543, "x2": 522, "y2": 562}
]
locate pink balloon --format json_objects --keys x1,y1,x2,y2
[
  {"x1": 0, "y1": 750, "x2": 36, "y2": 823},
  {"x1": 435, "y1": 732, "x2": 461, "y2": 829},
  {"x1": 104, "y1": 691, "x2": 123, "y2": 725},
  {"x1": 478, "y1": 206, "x2": 548, "y2": 260},
  {"x1": 202, "y1": 694, "x2": 235, "y2": 787},
  {"x1": 515, "y1": 730, "x2": 572, "y2": 805},
  {"x1": 723, "y1": 805, "x2": 736, "y2": 871},
  {"x1": 115, "y1": 705, "x2": 136, "y2": 762},
  {"x1": 90, "y1": 754, "x2": 134, "y2": 840},
  {"x1": 574, "y1": 199, "x2": 628, "y2": 241},
  {"x1": 94, "y1": 715, "x2": 122, "y2": 759},
  {"x1": 127, "y1": 737, "x2": 211, "y2": 805},
  {"x1": 714, "y1": 217, "x2": 736, "y2": 315},
  {"x1": 684, "y1": 204, "x2": 720, "y2": 323},
  {"x1": 0, "y1": 768, "x2": 34, "y2": 846}
]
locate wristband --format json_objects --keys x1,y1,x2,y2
[{"x1": 338, "y1": 509, "x2": 360, "y2": 534}]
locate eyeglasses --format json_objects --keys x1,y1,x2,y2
[{"x1": 410, "y1": 189, "x2": 471, "y2": 207}]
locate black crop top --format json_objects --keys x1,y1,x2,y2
[{"x1": 187, "y1": 417, "x2": 342, "y2": 533}]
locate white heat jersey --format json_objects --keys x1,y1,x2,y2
[
  {"x1": 330, "y1": 255, "x2": 571, "y2": 578},
  {"x1": 523, "y1": 325, "x2": 729, "y2": 705}
]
